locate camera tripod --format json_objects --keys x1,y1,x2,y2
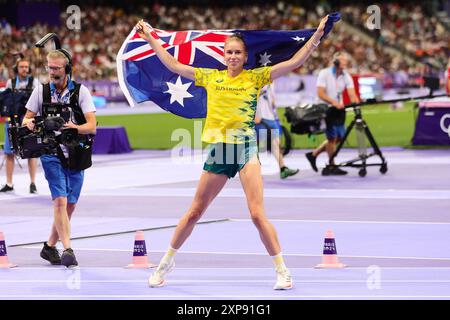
[
  {"x1": 0, "y1": 149, "x2": 23, "y2": 171},
  {"x1": 325, "y1": 89, "x2": 450, "y2": 177},
  {"x1": 327, "y1": 105, "x2": 387, "y2": 177}
]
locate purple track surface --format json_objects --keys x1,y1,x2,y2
[{"x1": 1, "y1": 148, "x2": 450, "y2": 299}]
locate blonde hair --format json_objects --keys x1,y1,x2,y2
[
  {"x1": 46, "y1": 50, "x2": 70, "y2": 65},
  {"x1": 224, "y1": 33, "x2": 247, "y2": 53},
  {"x1": 332, "y1": 51, "x2": 349, "y2": 61}
]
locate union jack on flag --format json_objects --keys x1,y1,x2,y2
[{"x1": 117, "y1": 13, "x2": 340, "y2": 118}]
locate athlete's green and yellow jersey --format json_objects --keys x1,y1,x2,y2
[{"x1": 195, "y1": 66, "x2": 272, "y2": 144}]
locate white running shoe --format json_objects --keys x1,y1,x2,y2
[
  {"x1": 273, "y1": 267, "x2": 293, "y2": 290},
  {"x1": 148, "y1": 259, "x2": 175, "y2": 288}
]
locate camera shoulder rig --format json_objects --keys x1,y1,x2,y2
[
  {"x1": 42, "y1": 82, "x2": 94, "y2": 171},
  {"x1": 42, "y1": 82, "x2": 86, "y2": 124}
]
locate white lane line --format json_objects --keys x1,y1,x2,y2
[
  {"x1": 5, "y1": 266, "x2": 450, "y2": 270},
  {"x1": 79, "y1": 188, "x2": 450, "y2": 200},
  {"x1": 231, "y1": 219, "x2": 450, "y2": 225},
  {"x1": 0, "y1": 195, "x2": 39, "y2": 201},
  {"x1": 17, "y1": 246, "x2": 450, "y2": 261},
  {"x1": 2, "y1": 187, "x2": 449, "y2": 200},
  {"x1": 4, "y1": 189, "x2": 450, "y2": 200},
  {"x1": 2, "y1": 280, "x2": 450, "y2": 284}
]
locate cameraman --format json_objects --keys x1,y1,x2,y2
[
  {"x1": 22, "y1": 50, "x2": 97, "y2": 267},
  {"x1": 305, "y1": 52, "x2": 359, "y2": 175},
  {"x1": 1, "y1": 56, "x2": 39, "y2": 193}
]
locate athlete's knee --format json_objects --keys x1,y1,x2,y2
[
  {"x1": 186, "y1": 205, "x2": 206, "y2": 224},
  {"x1": 249, "y1": 208, "x2": 266, "y2": 228}
]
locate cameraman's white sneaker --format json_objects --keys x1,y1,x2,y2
[
  {"x1": 273, "y1": 267, "x2": 293, "y2": 290},
  {"x1": 148, "y1": 259, "x2": 175, "y2": 288}
]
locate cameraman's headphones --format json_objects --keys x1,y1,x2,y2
[
  {"x1": 56, "y1": 48, "x2": 73, "y2": 77},
  {"x1": 34, "y1": 34, "x2": 73, "y2": 77},
  {"x1": 333, "y1": 52, "x2": 342, "y2": 68},
  {"x1": 333, "y1": 59, "x2": 340, "y2": 68},
  {"x1": 13, "y1": 53, "x2": 32, "y2": 75}
]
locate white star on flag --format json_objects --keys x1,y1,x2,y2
[
  {"x1": 164, "y1": 76, "x2": 194, "y2": 107},
  {"x1": 259, "y1": 52, "x2": 272, "y2": 66},
  {"x1": 292, "y1": 36, "x2": 305, "y2": 42}
]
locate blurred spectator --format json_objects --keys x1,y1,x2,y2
[
  {"x1": 446, "y1": 57, "x2": 450, "y2": 94},
  {"x1": 0, "y1": 2, "x2": 447, "y2": 82},
  {"x1": 341, "y1": 3, "x2": 448, "y2": 69}
]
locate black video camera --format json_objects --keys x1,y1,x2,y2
[
  {"x1": 284, "y1": 103, "x2": 328, "y2": 135},
  {"x1": 7, "y1": 103, "x2": 80, "y2": 159}
]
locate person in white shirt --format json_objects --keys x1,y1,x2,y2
[
  {"x1": 305, "y1": 52, "x2": 360, "y2": 175},
  {"x1": 255, "y1": 83, "x2": 298, "y2": 179},
  {"x1": 1, "y1": 56, "x2": 39, "y2": 193},
  {"x1": 446, "y1": 57, "x2": 450, "y2": 95}
]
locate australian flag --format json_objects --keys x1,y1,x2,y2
[{"x1": 117, "y1": 13, "x2": 340, "y2": 119}]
